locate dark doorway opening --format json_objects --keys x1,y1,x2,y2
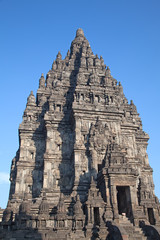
[
  {"x1": 116, "y1": 186, "x2": 132, "y2": 218},
  {"x1": 98, "y1": 164, "x2": 102, "y2": 172},
  {"x1": 147, "y1": 208, "x2": 155, "y2": 225},
  {"x1": 94, "y1": 207, "x2": 100, "y2": 225}
]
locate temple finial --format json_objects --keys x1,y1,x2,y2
[
  {"x1": 39, "y1": 73, "x2": 45, "y2": 88},
  {"x1": 105, "y1": 66, "x2": 111, "y2": 77},
  {"x1": 76, "y1": 28, "x2": 84, "y2": 37},
  {"x1": 67, "y1": 50, "x2": 70, "y2": 57},
  {"x1": 130, "y1": 100, "x2": 134, "y2": 105},
  {"x1": 27, "y1": 91, "x2": 36, "y2": 106},
  {"x1": 56, "y1": 51, "x2": 62, "y2": 60}
]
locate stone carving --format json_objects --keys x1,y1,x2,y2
[
  {"x1": 76, "y1": 72, "x2": 86, "y2": 85},
  {"x1": 89, "y1": 71, "x2": 99, "y2": 85},
  {"x1": 0, "y1": 28, "x2": 160, "y2": 240}
]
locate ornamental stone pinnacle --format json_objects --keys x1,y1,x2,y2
[
  {"x1": 0, "y1": 29, "x2": 160, "y2": 240},
  {"x1": 76, "y1": 28, "x2": 85, "y2": 37}
]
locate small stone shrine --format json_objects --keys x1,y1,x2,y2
[{"x1": 0, "y1": 29, "x2": 160, "y2": 240}]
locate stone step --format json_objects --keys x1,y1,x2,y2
[
  {"x1": 129, "y1": 237, "x2": 147, "y2": 240},
  {"x1": 118, "y1": 215, "x2": 133, "y2": 224},
  {"x1": 117, "y1": 215, "x2": 148, "y2": 239}
]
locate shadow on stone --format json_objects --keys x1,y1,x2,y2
[
  {"x1": 140, "y1": 221, "x2": 160, "y2": 240},
  {"x1": 106, "y1": 221, "x2": 123, "y2": 240}
]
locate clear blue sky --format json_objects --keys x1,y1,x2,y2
[{"x1": 0, "y1": 0, "x2": 160, "y2": 208}]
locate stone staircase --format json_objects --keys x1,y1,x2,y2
[{"x1": 118, "y1": 215, "x2": 147, "y2": 240}]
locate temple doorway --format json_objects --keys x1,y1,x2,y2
[
  {"x1": 147, "y1": 208, "x2": 155, "y2": 225},
  {"x1": 94, "y1": 207, "x2": 100, "y2": 225},
  {"x1": 116, "y1": 186, "x2": 132, "y2": 218}
]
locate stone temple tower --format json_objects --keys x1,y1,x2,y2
[{"x1": 0, "y1": 29, "x2": 160, "y2": 240}]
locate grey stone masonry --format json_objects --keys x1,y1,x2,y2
[{"x1": 0, "y1": 29, "x2": 160, "y2": 240}]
